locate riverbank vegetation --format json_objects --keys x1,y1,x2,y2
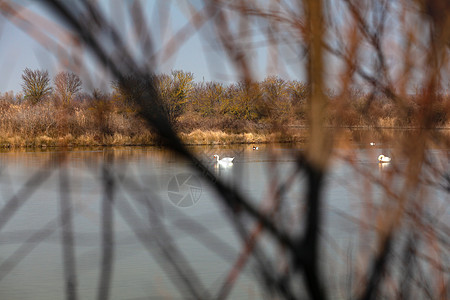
[{"x1": 1, "y1": 70, "x2": 449, "y2": 148}]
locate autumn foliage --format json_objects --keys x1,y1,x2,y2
[{"x1": 0, "y1": 68, "x2": 449, "y2": 147}]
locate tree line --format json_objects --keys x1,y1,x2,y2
[
  {"x1": 17, "y1": 68, "x2": 310, "y2": 124},
  {"x1": 6, "y1": 68, "x2": 450, "y2": 131}
]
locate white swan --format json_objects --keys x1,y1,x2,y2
[
  {"x1": 213, "y1": 155, "x2": 234, "y2": 164},
  {"x1": 378, "y1": 154, "x2": 391, "y2": 163}
]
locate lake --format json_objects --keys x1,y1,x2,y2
[{"x1": 0, "y1": 142, "x2": 447, "y2": 299}]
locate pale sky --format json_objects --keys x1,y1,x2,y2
[
  {"x1": 3, "y1": 1, "x2": 439, "y2": 97},
  {"x1": 0, "y1": 1, "x2": 307, "y2": 94}
]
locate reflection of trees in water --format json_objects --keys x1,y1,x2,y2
[{"x1": 0, "y1": 1, "x2": 448, "y2": 299}]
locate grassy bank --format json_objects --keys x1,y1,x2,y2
[
  {"x1": 0, "y1": 129, "x2": 308, "y2": 148},
  {"x1": 3, "y1": 125, "x2": 450, "y2": 150},
  {"x1": 1, "y1": 84, "x2": 449, "y2": 148},
  {"x1": 0, "y1": 96, "x2": 308, "y2": 148}
]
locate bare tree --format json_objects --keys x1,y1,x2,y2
[
  {"x1": 21, "y1": 68, "x2": 52, "y2": 104},
  {"x1": 53, "y1": 71, "x2": 82, "y2": 104},
  {"x1": 155, "y1": 70, "x2": 194, "y2": 124}
]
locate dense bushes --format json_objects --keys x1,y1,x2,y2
[
  {"x1": 0, "y1": 69, "x2": 449, "y2": 147},
  {"x1": 0, "y1": 95, "x2": 152, "y2": 147}
]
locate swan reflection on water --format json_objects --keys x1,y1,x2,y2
[
  {"x1": 211, "y1": 155, "x2": 234, "y2": 178},
  {"x1": 376, "y1": 154, "x2": 392, "y2": 173},
  {"x1": 378, "y1": 161, "x2": 391, "y2": 172},
  {"x1": 213, "y1": 154, "x2": 234, "y2": 165}
]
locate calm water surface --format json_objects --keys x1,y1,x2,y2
[{"x1": 0, "y1": 144, "x2": 447, "y2": 299}]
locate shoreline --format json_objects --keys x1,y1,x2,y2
[
  {"x1": 0, "y1": 130, "x2": 308, "y2": 149},
  {"x1": 0, "y1": 126, "x2": 449, "y2": 150}
]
